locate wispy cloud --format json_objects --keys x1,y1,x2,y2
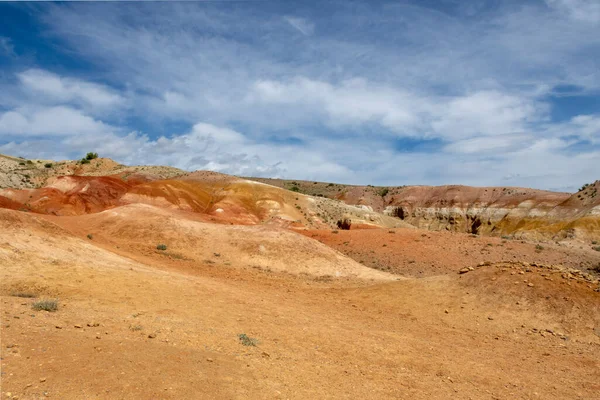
[
  {"x1": 0, "y1": 36, "x2": 16, "y2": 58},
  {"x1": 284, "y1": 16, "x2": 314, "y2": 36}
]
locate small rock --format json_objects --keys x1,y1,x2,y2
[
  {"x1": 487, "y1": 316, "x2": 494, "y2": 320},
  {"x1": 40, "y1": 377, "x2": 46, "y2": 382},
  {"x1": 206, "y1": 357, "x2": 214, "y2": 362},
  {"x1": 87, "y1": 322, "x2": 99, "y2": 327},
  {"x1": 528, "y1": 283, "x2": 534, "y2": 287},
  {"x1": 74, "y1": 325, "x2": 82, "y2": 329},
  {"x1": 55, "y1": 325, "x2": 62, "y2": 329},
  {"x1": 444, "y1": 309, "x2": 449, "y2": 314},
  {"x1": 148, "y1": 333, "x2": 156, "y2": 339},
  {"x1": 458, "y1": 268, "x2": 470, "y2": 274}
]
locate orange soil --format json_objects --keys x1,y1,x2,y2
[{"x1": 1, "y1": 206, "x2": 600, "y2": 399}]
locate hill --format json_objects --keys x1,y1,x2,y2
[{"x1": 1, "y1": 152, "x2": 599, "y2": 399}]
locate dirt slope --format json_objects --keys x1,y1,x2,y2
[
  {"x1": 1, "y1": 208, "x2": 599, "y2": 399},
  {"x1": 247, "y1": 177, "x2": 600, "y2": 240},
  {"x1": 0, "y1": 158, "x2": 411, "y2": 230}
]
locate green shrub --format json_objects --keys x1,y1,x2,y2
[
  {"x1": 44, "y1": 163, "x2": 52, "y2": 168},
  {"x1": 378, "y1": 187, "x2": 389, "y2": 197},
  {"x1": 535, "y1": 244, "x2": 544, "y2": 252},
  {"x1": 87, "y1": 234, "x2": 93, "y2": 240},
  {"x1": 156, "y1": 244, "x2": 167, "y2": 251},
  {"x1": 238, "y1": 333, "x2": 258, "y2": 346},
  {"x1": 26, "y1": 160, "x2": 33, "y2": 165},
  {"x1": 32, "y1": 299, "x2": 59, "y2": 312},
  {"x1": 80, "y1": 158, "x2": 91, "y2": 164},
  {"x1": 86, "y1": 152, "x2": 99, "y2": 160},
  {"x1": 290, "y1": 186, "x2": 300, "y2": 192},
  {"x1": 593, "y1": 246, "x2": 600, "y2": 252},
  {"x1": 19, "y1": 162, "x2": 25, "y2": 166}
]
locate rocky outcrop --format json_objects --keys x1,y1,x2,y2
[{"x1": 381, "y1": 182, "x2": 600, "y2": 240}]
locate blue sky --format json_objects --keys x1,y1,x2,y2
[{"x1": 0, "y1": 0, "x2": 599, "y2": 191}]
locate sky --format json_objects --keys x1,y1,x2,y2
[{"x1": 0, "y1": 0, "x2": 599, "y2": 192}]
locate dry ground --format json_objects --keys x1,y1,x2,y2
[{"x1": 1, "y1": 207, "x2": 599, "y2": 399}]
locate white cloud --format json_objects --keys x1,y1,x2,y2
[
  {"x1": 17, "y1": 69, "x2": 125, "y2": 110},
  {"x1": 250, "y1": 78, "x2": 546, "y2": 140},
  {"x1": 431, "y1": 91, "x2": 546, "y2": 139},
  {"x1": 0, "y1": 106, "x2": 114, "y2": 137}
]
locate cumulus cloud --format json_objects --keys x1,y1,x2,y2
[
  {"x1": 0, "y1": 106, "x2": 114, "y2": 137},
  {"x1": 17, "y1": 69, "x2": 125, "y2": 110}
]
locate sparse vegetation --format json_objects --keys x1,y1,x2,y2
[
  {"x1": 593, "y1": 246, "x2": 600, "y2": 252},
  {"x1": 87, "y1": 234, "x2": 93, "y2": 240},
  {"x1": 156, "y1": 244, "x2": 168, "y2": 251},
  {"x1": 11, "y1": 291, "x2": 38, "y2": 298},
  {"x1": 290, "y1": 186, "x2": 300, "y2": 192},
  {"x1": 238, "y1": 333, "x2": 258, "y2": 346},
  {"x1": 86, "y1": 152, "x2": 99, "y2": 160},
  {"x1": 32, "y1": 299, "x2": 59, "y2": 312},
  {"x1": 535, "y1": 244, "x2": 544, "y2": 252},
  {"x1": 337, "y1": 218, "x2": 351, "y2": 230},
  {"x1": 377, "y1": 187, "x2": 389, "y2": 198},
  {"x1": 129, "y1": 324, "x2": 143, "y2": 331},
  {"x1": 80, "y1": 158, "x2": 91, "y2": 164},
  {"x1": 44, "y1": 163, "x2": 52, "y2": 168}
]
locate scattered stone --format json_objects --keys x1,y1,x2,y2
[
  {"x1": 458, "y1": 268, "x2": 470, "y2": 274},
  {"x1": 148, "y1": 333, "x2": 156, "y2": 339},
  {"x1": 55, "y1": 325, "x2": 62, "y2": 329},
  {"x1": 206, "y1": 357, "x2": 214, "y2": 362},
  {"x1": 39, "y1": 377, "x2": 46, "y2": 382},
  {"x1": 528, "y1": 283, "x2": 534, "y2": 287},
  {"x1": 487, "y1": 316, "x2": 494, "y2": 320},
  {"x1": 87, "y1": 322, "x2": 99, "y2": 327},
  {"x1": 74, "y1": 324, "x2": 82, "y2": 329}
]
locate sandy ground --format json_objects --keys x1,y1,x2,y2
[
  {"x1": 300, "y1": 228, "x2": 600, "y2": 277},
  {"x1": 1, "y1": 207, "x2": 599, "y2": 399}
]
